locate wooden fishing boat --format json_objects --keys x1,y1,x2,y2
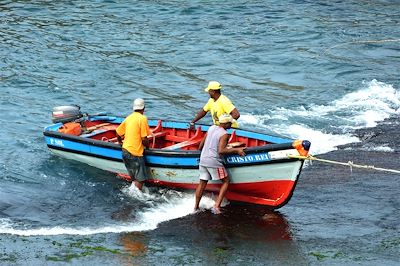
[{"x1": 43, "y1": 106, "x2": 311, "y2": 209}]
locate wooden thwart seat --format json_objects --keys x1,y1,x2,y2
[
  {"x1": 103, "y1": 136, "x2": 118, "y2": 143},
  {"x1": 227, "y1": 130, "x2": 245, "y2": 148},
  {"x1": 227, "y1": 142, "x2": 246, "y2": 148},
  {"x1": 150, "y1": 131, "x2": 167, "y2": 138},
  {"x1": 228, "y1": 129, "x2": 237, "y2": 143},
  {"x1": 151, "y1": 120, "x2": 163, "y2": 133},
  {"x1": 148, "y1": 120, "x2": 168, "y2": 148},
  {"x1": 162, "y1": 126, "x2": 203, "y2": 150},
  {"x1": 81, "y1": 129, "x2": 107, "y2": 138},
  {"x1": 149, "y1": 120, "x2": 168, "y2": 139}
]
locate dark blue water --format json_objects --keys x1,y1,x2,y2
[{"x1": 1, "y1": 1, "x2": 399, "y2": 265}]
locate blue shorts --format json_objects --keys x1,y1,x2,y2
[
  {"x1": 122, "y1": 149, "x2": 148, "y2": 182},
  {"x1": 199, "y1": 165, "x2": 228, "y2": 181}
]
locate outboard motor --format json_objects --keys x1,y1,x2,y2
[{"x1": 52, "y1": 105, "x2": 83, "y2": 123}]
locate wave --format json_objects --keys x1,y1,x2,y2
[
  {"x1": 239, "y1": 79, "x2": 399, "y2": 155},
  {"x1": 0, "y1": 185, "x2": 217, "y2": 236}
]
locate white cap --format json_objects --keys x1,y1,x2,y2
[
  {"x1": 218, "y1": 113, "x2": 233, "y2": 124},
  {"x1": 133, "y1": 98, "x2": 145, "y2": 111}
]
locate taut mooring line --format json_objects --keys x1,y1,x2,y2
[{"x1": 288, "y1": 154, "x2": 400, "y2": 174}]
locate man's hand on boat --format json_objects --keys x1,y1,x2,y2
[
  {"x1": 226, "y1": 143, "x2": 246, "y2": 156},
  {"x1": 189, "y1": 121, "x2": 196, "y2": 130},
  {"x1": 226, "y1": 142, "x2": 245, "y2": 149},
  {"x1": 236, "y1": 147, "x2": 246, "y2": 156}
]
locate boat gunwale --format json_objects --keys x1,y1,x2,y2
[
  {"x1": 46, "y1": 143, "x2": 304, "y2": 169},
  {"x1": 44, "y1": 116, "x2": 294, "y2": 142},
  {"x1": 44, "y1": 129, "x2": 299, "y2": 157}
]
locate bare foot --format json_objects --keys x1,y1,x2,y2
[
  {"x1": 211, "y1": 206, "x2": 221, "y2": 214},
  {"x1": 193, "y1": 208, "x2": 201, "y2": 214},
  {"x1": 134, "y1": 181, "x2": 143, "y2": 191}
]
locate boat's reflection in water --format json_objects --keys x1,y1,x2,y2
[
  {"x1": 117, "y1": 204, "x2": 305, "y2": 264},
  {"x1": 120, "y1": 232, "x2": 148, "y2": 256}
]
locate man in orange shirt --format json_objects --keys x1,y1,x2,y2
[{"x1": 116, "y1": 98, "x2": 151, "y2": 191}]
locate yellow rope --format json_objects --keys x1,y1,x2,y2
[{"x1": 288, "y1": 154, "x2": 400, "y2": 174}]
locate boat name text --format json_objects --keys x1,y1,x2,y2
[
  {"x1": 226, "y1": 153, "x2": 270, "y2": 164},
  {"x1": 49, "y1": 138, "x2": 64, "y2": 147}
]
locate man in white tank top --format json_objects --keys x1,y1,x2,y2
[{"x1": 194, "y1": 114, "x2": 246, "y2": 214}]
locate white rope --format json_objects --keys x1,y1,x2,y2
[{"x1": 288, "y1": 154, "x2": 400, "y2": 174}]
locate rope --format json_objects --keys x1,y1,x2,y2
[{"x1": 288, "y1": 154, "x2": 400, "y2": 174}]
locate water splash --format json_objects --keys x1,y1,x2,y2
[
  {"x1": 0, "y1": 186, "x2": 218, "y2": 236},
  {"x1": 240, "y1": 80, "x2": 399, "y2": 155}
]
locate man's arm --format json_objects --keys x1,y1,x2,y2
[
  {"x1": 218, "y1": 134, "x2": 245, "y2": 156},
  {"x1": 190, "y1": 109, "x2": 207, "y2": 129},
  {"x1": 141, "y1": 137, "x2": 149, "y2": 148},
  {"x1": 198, "y1": 132, "x2": 208, "y2": 150},
  {"x1": 116, "y1": 132, "x2": 124, "y2": 145},
  {"x1": 140, "y1": 117, "x2": 151, "y2": 148},
  {"x1": 191, "y1": 109, "x2": 207, "y2": 124},
  {"x1": 230, "y1": 108, "x2": 240, "y2": 120}
]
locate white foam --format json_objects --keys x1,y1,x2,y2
[
  {"x1": 121, "y1": 182, "x2": 159, "y2": 201},
  {"x1": 132, "y1": 191, "x2": 216, "y2": 231},
  {"x1": 238, "y1": 114, "x2": 272, "y2": 127},
  {"x1": 240, "y1": 80, "x2": 399, "y2": 154},
  {"x1": 0, "y1": 219, "x2": 142, "y2": 236},
  {"x1": 277, "y1": 124, "x2": 359, "y2": 155},
  {"x1": 360, "y1": 145, "x2": 394, "y2": 153},
  {"x1": 240, "y1": 115, "x2": 359, "y2": 155},
  {"x1": 0, "y1": 188, "x2": 219, "y2": 236},
  {"x1": 312, "y1": 79, "x2": 399, "y2": 128}
]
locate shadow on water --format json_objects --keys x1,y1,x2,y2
[{"x1": 117, "y1": 205, "x2": 307, "y2": 265}]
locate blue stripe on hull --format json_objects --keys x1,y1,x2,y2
[
  {"x1": 146, "y1": 154, "x2": 198, "y2": 167},
  {"x1": 45, "y1": 136, "x2": 297, "y2": 170},
  {"x1": 45, "y1": 136, "x2": 122, "y2": 160},
  {"x1": 44, "y1": 116, "x2": 300, "y2": 169}
]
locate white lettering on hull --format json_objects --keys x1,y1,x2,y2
[
  {"x1": 226, "y1": 153, "x2": 270, "y2": 164},
  {"x1": 49, "y1": 138, "x2": 64, "y2": 147},
  {"x1": 226, "y1": 149, "x2": 298, "y2": 165}
]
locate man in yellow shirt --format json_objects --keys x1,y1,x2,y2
[
  {"x1": 116, "y1": 98, "x2": 151, "y2": 191},
  {"x1": 190, "y1": 81, "x2": 240, "y2": 128}
]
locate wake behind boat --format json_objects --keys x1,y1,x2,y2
[{"x1": 43, "y1": 105, "x2": 311, "y2": 209}]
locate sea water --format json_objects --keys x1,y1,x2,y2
[{"x1": 1, "y1": 1, "x2": 399, "y2": 265}]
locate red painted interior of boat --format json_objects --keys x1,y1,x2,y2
[{"x1": 58, "y1": 120, "x2": 270, "y2": 150}]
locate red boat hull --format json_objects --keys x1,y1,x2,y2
[{"x1": 146, "y1": 179, "x2": 297, "y2": 208}]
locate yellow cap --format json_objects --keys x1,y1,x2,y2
[{"x1": 204, "y1": 81, "x2": 222, "y2": 92}]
